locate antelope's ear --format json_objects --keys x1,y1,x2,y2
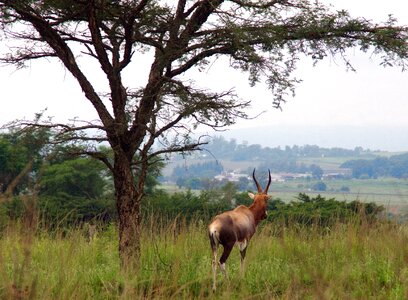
[{"x1": 248, "y1": 192, "x2": 255, "y2": 199}]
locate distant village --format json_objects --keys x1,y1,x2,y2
[{"x1": 214, "y1": 169, "x2": 352, "y2": 182}]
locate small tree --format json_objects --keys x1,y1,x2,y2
[
  {"x1": 312, "y1": 181, "x2": 327, "y2": 191},
  {"x1": 1, "y1": 1, "x2": 408, "y2": 268},
  {"x1": 310, "y1": 164, "x2": 323, "y2": 180}
]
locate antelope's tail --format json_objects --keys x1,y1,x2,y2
[{"x1": 208, "y1": 225, "x2": 220, "y2": 251}]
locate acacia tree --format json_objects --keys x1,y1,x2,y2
[{"x1": 1, "y1": 0, "x2": 408, "y2": 268}]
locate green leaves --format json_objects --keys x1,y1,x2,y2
[
  {"x1": 39, "y1": 158, "x2": 106, "y2": 199},
  {"x1": 268, "y1": 193, "x2": 384, "y2": 227}
]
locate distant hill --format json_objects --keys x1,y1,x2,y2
[
  {"x1": 162, "y1": 136, "x2": 400, "y2": 183},
  {"x1": 214, "y1": 125, "x2": 408, "y2": 152}
]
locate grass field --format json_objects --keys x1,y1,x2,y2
[
  {"x1": 2, "y1": 217, "x2": 408, "y2": 299},
  {"x1": 161, "y1": 176, "x2": 408, "y2": 214},
  {"x1": 270, "y1": 178, "x2": 408, "y2": 213}
]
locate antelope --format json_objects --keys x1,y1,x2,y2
[{"x1": 208, "y1": 169, "x2": 271, "y2": 290}]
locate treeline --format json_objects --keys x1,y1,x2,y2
[
  {"x1": 341, "y1": 153, "x2": 408, "y2": 179},
  {"x1": 201, "y1": 136, "x2": 372, "y2": 162},
  {"x1": 172, "y1": 161, "x2": 223, "y2": 179}
]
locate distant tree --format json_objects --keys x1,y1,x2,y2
[
  {"x1": 185, "y1": 178, "x2": 202, "y2": 190},
  {"x1": 341, "y1": 154, "x2": 408, "y2": 179},
  {"x1": 204, "y1": 136, "x2": 238, "y2": 159},
  {"x1": 2, "y1": 0, "x2": 408, "y2": 267},
  {"x1": 339, "y1": 186, "x2": 350, "y2": 192},
  {"x1": 172, "y1": 161, "x2": 223, "y2": 179},
  {"x1": 342, "y1": 159, "x2": 375, "y2": 178},
  {"x1": 237, "y1": 176, "x2": 250, "y2": 191},
  {"x1": 310, "y1": 164, "x2": 324, "y2": 180},
  {"x1": 312, "y1": 181, "x2": 327, "y2": 191},
  {"x1": 176, "y1": 177, "x2": 186, "y2": 189}
]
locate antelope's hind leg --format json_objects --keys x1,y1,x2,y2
[
  {"x1": 211, "y1": 247, "x2": 218, "y2": 291},
  {"x1": 209, "y1": 232, "x2": 219, "y2": 291},
  {"x1": 219, "y1": 243, "x2": 234, "y2": 278},
  {"x1": 238, "y1": 240, "x2": 248, "y2": 275}
]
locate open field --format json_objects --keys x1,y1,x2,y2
[
  {"x1": 271, "y1": 178, "x2": 408, "y2": 212},
  {"x1": 161, "y1": 177, "x2": 408, "y2": 213},
  {"x1": 2, "y1": 219, "x2": 408, "y2": 299},
  {"x1": 163, "y1": 153, "x2": 408, "y2": 210},
  {"x1": 163, "y1": 152, "x2": 383, "y2": 177}
]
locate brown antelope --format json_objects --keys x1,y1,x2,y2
[{"x1": 208, "y1": 169, "x2": 271, "y2": 290}]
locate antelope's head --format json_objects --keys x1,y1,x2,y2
[{"x1": 248, "y1": 169, "x2": 271, "y2": 221}]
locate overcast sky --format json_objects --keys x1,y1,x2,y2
[{"x1": 1, "y1": 1, "x2": 408, "y2": 150}]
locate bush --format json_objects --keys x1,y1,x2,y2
[
  {"x1": 312, "y1": 181, "x2": 327, "y2": 191},
  {"x1": 267, "y1": 193, "x2": 384, "y2": 228},
  {"x1": 142, "y1": 189, "x2": 231, "y2": 222},
  {"x1": 39, "y1": 195, "x2": 116, "y2": 228},
  {"x1": 340, "y1": 186, "x2": 350, "y2": 192}
]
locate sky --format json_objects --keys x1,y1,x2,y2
[{"x1": 1, "y1": 1, "x2": 408, "y2": 150}]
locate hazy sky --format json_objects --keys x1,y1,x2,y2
[{"x1": 1, "y1": 1, "x2": 408, "y2": 149}]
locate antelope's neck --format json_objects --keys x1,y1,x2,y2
[{"x1": 249, "y1": 203, "x2": 266, "y2": 226}]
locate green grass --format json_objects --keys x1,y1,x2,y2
[{"x1": 2, "y1": 218, "x2": 408, "y2": 299}]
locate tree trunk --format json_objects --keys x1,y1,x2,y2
[{"x1": 113, "y1": 153, "x2": 143, "y2": 270}]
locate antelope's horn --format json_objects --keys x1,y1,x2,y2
[
  {"x1": 264, "y1": 169, "x2": 271, "y2": 194},
  {"x1": 252, "y1": 168, "x2": 262, "y2": 193}
]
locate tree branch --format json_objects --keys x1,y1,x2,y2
[
  {"x1": 87, "y1": 0, "x2": 113, "y2": 76},
  {"x1": 6, "y1": 3, "x2": 115, "y2": 130}
]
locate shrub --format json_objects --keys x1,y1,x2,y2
[
  {"x1": 267, "y1": 193, "x2": 384, "y2": 227},
  {"x1": 312, "y1": 181, "x2": 327, "y2": 191}
]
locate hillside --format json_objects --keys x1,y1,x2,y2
[
  {"x1": 162, "y1": 136, "x2": 393, "y2": 179},
  {"x1": 161, "y1": 137, "x2": 408, "y2": 211}
]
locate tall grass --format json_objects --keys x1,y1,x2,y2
[{"x1": 1, "y1": 217, "x2": 408, "y2": 299}]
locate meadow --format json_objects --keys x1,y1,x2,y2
[
  {"x1": 272, "y1": 177, "x2": 408, "y2": 207},
  {"x1": 2, "y1": 217, "x2": 408, "y2": 299},
  {"x1": 162, "y1": 176, "x2": 408, "y2": 214}
]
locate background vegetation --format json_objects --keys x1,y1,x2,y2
[{"x1": 1, "y1": 129, "x2": 408, "y2": 298}]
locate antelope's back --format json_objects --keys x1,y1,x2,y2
[{"x1": 208, "y1": 206, "x2": 256, "y2": 245}]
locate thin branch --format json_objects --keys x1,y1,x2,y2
[
  {"x1": 75, "y1": 150, "x2": 114, "y2": 173},
  {"x1": 167, "y1": 45, "x2": 232, "y2": 77},
  {"x1": 87, "y1": 0, "x2": 113, "y2": 76},
  {"x1": 147, "y1": 141, "x2": 208, "y2": 161},
  {"x1": 229, "y1": 0, "x2": 284, "y2": 9}
]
